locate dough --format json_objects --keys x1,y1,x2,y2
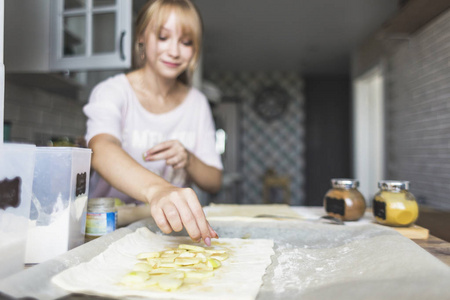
[{"x1": 52, "y1": 227, "x2": 274, "y2": 300}]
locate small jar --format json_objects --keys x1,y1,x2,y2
[
  {"x1": 85, "y1": 197, "x2": 117, "y2": 242},
  {"x1": 323, "y1": 179, "x2": 366, "y2": 221},
  {"x1": 372, "y1": 180, "x2": 418, "y2": 227}
]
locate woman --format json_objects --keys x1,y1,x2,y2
[{"x1": 83, "y1": 0, "x2": 222, "y2": 246}]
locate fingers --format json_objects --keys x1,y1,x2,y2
[
  {"x1": 144, "y1": 140, "x2": 189, "y2": 168},
  {"x1": 162, "y1": 202, "x2": 184, "y2": 232},
  {"x1": 146, "y1": 140, "x2": 173, "y2": 155},
  {"x1": 185, "y1": 191, "x2": 214, "y2": 245},
  {"x1": 209, "y1": 224, "x2": 219, "y2": 239},
  {"x1": 174, "y1": 198, "x2": 202, "y2": 242},
  {"x1": 144, "y1": 146, "x2": 176, "y2": 161},
  {"x1": 166, "y1": 154, "x2": 186, "y2": 168},
  {"x1": 172, "y1": 160, "x2": 185, "y2": 170},
  {"x1": 151, "y1": 207, "x2": 173, "y2": 234},
  {"x1": 149, "y1": 187, "x2": 216, "y2": 246},
  {"x1": 151, "y1": 200, "x2": 187, "y2": 234}
]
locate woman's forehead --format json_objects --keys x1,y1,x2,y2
[{"x1": 152, "y1": 8, "x2": 195, "y2": 34}]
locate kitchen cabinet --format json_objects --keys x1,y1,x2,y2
[
  {"x1": 5, "y1": 0, "x2": 132, "y2": 73},
  {"x1": 50, "y1": 0, "x2": 132, "y2": 71}
]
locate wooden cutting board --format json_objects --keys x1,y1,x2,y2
[{"x1": 393, "y1": 224, "x2": 429, "y2": 239}]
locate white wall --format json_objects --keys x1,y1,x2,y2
[
  {"x1": 353, "y1": 67, "x2": 385, "y2": 201},
  {"x1": 385, "y1": 9, "x2": 450, "y2": 209},
  {"x1": 1, "y1": 1, "x2": 4, "y2": 142}
]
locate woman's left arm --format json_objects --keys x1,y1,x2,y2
[{"x1": 185, "y1": 149, "x2": 222, "y2": 193}]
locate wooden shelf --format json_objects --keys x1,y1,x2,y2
[
  {"x1": 380, "y1": 0, "x2": 450, "y2": 36},
  {"x1": 353, "y1": 0, "x2": 450, "y2": 76}
]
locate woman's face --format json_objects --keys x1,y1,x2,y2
[{"x1": 142, "y1": 11, "x2": 194, "y2": 80}]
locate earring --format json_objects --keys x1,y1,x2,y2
[{"x1": 139, "y1": 43, "x2": 145, "y2": 60}]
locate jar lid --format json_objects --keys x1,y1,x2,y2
[
  {"x1": 331, "y1": 178, "x2": 359, "y2": 189},
  {"x1": 378, "y1": 180, "x2": 409, "y2": 191},
  {"x1": 88, "y1": 197, "x2": 116, "y2": 208}
]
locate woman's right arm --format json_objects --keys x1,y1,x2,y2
[{"x1": 89, "y1": 133, "x2": 217, "y2": 245}]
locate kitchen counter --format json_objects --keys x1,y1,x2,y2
[{"x1": 0, "y1": 205, "x2": 450, "y2": 300}]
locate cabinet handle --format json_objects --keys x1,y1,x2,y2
[{"x1": 119, "y1": 31, "x2": 126, "y2": 61}]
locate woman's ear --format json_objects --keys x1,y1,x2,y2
[{"x1": 138, "y1": 35, "x2": 145, "y2": 45}]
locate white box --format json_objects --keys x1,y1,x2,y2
[
  {"x1": 25, "y1": 147, "x2": 92, "y2": 264},
  {"x1": 0, "y1": 143, "x2": 36, "y2": 279}
]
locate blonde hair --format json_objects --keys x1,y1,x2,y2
[{"x1": 133, "y1": 0, "x2": 203, "y2": 85}]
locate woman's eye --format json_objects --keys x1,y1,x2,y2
[
  {"x1": 158, "y1": 35, "x2": 168, "y2": 41},
  {"x1": 182, "y1": 40, "x2": 193, "y2": 46}
]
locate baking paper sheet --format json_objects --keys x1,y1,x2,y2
[
  {"x1": 2, "y1": 216, "x2": 450, "y2": 300},
  {"x1": 52, "y1": 227, "x2": 274, "y2": 300}
]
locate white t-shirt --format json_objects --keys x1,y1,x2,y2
[{"x1": 83, "y1": 74, "x2": 223, "y2": 204}]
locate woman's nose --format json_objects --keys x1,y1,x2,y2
[{"x1": 168, "y1": 40, "x2": 180, "y2": 57}]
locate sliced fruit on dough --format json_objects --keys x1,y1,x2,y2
[
  {"x1": 120, "y1": 271, "x2": 150, "y2": 284},
  {"x1": 178, "y1": 244, "x2": 205, "y2": 252},
  {"x1": 132, "y1": 263, "x2": 154, "y2": 272},
  {"x1": 207, "y1": 258, "x2": 222, "y2": 269},
  {"x1": 157, "y1": 278, "x2": 184, "y2": 291},
  {"x1": 137, "y1": 252, "x2": 161, "y2": 259}
]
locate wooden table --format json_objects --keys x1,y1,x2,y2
[
  {"x1": 404, "y1": 205, "x2": 450, "y2": 267},
  {"x1": 413, "y1": 236, "x2": 450, "y2": 267}
]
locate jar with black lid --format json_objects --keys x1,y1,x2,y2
[
  {"x1": 372, "y1": 180, "x2": 418, "y2": 227},
  {"x1": 323, "y1": 178, "x2": 366, "y2": 221}
]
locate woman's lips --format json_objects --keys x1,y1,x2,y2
[{"x1": 162, "y1": 61, "x2": 180, "y2": 68}]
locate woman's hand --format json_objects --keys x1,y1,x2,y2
[
  {"x1": 147, "y1": 185, "x2": 218, "y2": 246},
  {"x1": 144, "y1": 140, "x2": 190, "y2": 169},
  {"x1": 143, "y1": 139, "x2": 222, "y2": 194}
]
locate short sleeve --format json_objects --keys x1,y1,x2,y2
[
  {"x1": 83, "y1": 75, "x2": 127, "y2": 145},
  {"x1": 192, "y1": 91, "x2": 223, "y2": 170}
]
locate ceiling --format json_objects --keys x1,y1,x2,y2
[{"x1": 133, "y1": 0, "x2": 401, "y2": 75}]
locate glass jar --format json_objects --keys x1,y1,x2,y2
[
  {"x1": 372, "y1": 180, "x2": 418, "y2": 227},
  {"x1": 323, "y1": 179, "x2": 366, "y2": 221},
  {"x1": 85, "y1": 197, "x2": 117, "y2": 242}
]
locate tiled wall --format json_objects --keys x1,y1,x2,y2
[
  {"x1": 206, "y1": 71, "x2": 305, "y2": 205},
  {"x1": 4, "y1": 80, "x2": 86, "y2": 145},
  {"x1": 385, "y1": 9, "x2": 450, "y2": 209}
]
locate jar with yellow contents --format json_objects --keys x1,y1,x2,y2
[{"x1": 372, "y1": 180, "x2": 419, "y2": 227}]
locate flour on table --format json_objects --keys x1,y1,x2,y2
[{"x1": 25, "y1": 195, "x2": 88, "y2": 263}]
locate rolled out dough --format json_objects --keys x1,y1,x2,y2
[{"x1": 52, "y1": 227, "x2": 274, "y2": 300}]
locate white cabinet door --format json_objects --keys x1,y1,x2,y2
[{"x1": 49, "y1": 0, "x2": 132, "y2": 71}]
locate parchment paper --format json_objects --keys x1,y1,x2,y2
[
  {"x1": 51, "y1": 227, "x2": 274, "y2": 300},
  {"x1": 1, "y1": 215, "x2": 450, "y2": 300}
]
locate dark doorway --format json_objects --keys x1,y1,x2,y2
[{"x1": 304, "y1": 77, "x2": 352, "y2": 206}]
